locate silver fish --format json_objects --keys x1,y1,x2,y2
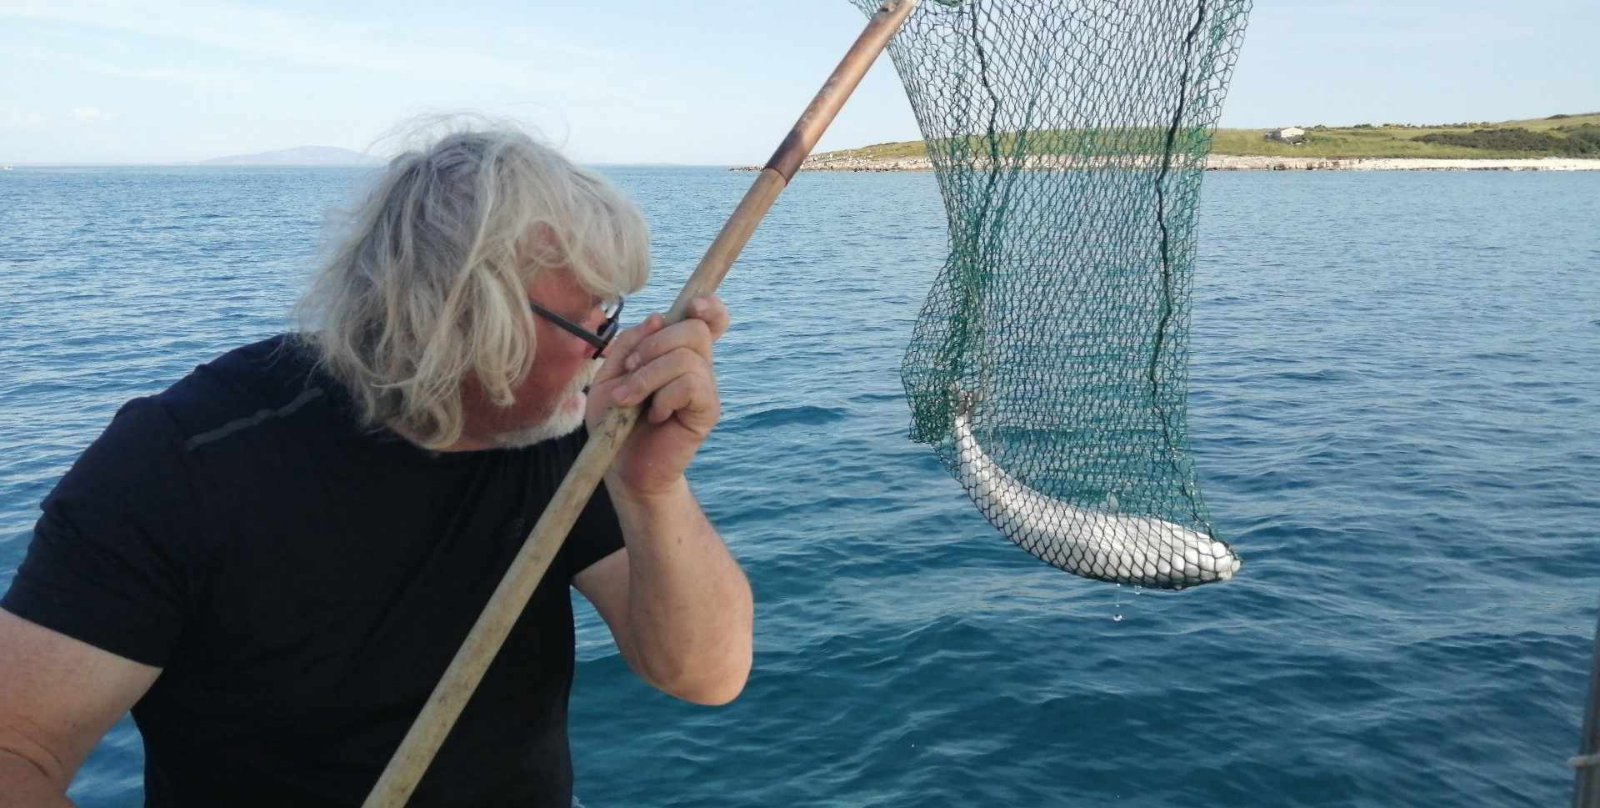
[{"x1": 953, "y1": 409, "x2": 1240, "y2": 589}]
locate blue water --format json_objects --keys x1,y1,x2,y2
[{"x1": 2, "y1": 166, "x2": 1598, "y2": 806}]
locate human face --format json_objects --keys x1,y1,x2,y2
[{"x1": 458, "y1": 269, "x2": 615, "y2": 449}]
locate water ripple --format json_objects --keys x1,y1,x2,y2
[{"x1": 3, "y1": 167, "x2": 1598, "y2": 807}]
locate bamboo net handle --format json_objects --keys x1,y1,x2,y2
[{"x1": 362, "y1": 2, "x2": 919, "y2": 804}]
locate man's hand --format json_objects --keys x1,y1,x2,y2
[
  {"x1": 577, "y1": 296, "x2": 750, "y2": 705},
  {"x1": 586, "y1": 296, "x2": 729, "y2": 498}
]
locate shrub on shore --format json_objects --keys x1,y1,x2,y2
[{"x1": 1415, "y1": 125, "x2": 1600, "y2": 156}]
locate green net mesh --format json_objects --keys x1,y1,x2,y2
[{"x1": 852, "y1": 0, "x2": 1251, "y2": 589}]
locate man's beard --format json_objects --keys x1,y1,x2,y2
[{"x1": 487, "y1": 359, "x2": 602, "y2": 449}]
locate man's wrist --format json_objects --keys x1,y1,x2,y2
[{"x1": 606, "y1": 474, "x2": 692, "y2": 514}]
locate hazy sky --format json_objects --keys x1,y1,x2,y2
[{"x1": 1, "y1": 0, "x2": 1594, "y2": 165}]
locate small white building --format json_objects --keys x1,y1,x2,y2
[{"x1": 1266, "y1": 127, "x2": 1307, "y2": 145}]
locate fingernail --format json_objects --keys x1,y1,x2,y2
[
  {"x1": 625, "y1": 354, "x2": 639, "y2": 371},
  {"x1": 614, "y1": 384, "x2": 632, "y2": 404}
]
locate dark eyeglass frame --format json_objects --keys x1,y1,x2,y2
[{"x1": 529, "y1": 297, "x2": 624, "y2": 358}]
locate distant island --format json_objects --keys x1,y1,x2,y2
[
  {"x1": 768, "y1": 112, "x2": 1600, "y2": 172},
  {"x1": 200, "y1": 146, "x2": 382, "y2": 167}
]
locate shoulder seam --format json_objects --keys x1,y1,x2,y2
[{"x1": 183, "y1": 387, "x2": 325, "y2": 451}]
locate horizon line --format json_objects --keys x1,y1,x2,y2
[{"x1": 0, "y1": 160, "x2": 740, "y2": 169}]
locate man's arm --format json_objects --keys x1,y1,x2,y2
[
  {"x1": 573, "y1": 478, "x2": 752, "y2": 706},
  {"x1": 0, "y1": 609, "x2": 160, "y2": 807},
  {"x1": 576, "y1": 296, "x2": 752, "y2": 705}
]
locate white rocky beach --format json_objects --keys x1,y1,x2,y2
[{"x1": 1206, "y1": 155, "x2": 1600, "y2": 171}]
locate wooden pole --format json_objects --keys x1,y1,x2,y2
[
  {"x1": 361, "y1": 2, "x2": 920, "y2": 804},
  {"x1": 1573, "y1": 604, "x2": 1600, "y2": 808}
]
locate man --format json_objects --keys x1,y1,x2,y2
[{"x1": 0, "y1": 128, "x2": 753, "y2": 806}]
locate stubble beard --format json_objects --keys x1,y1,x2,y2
[{"x1": 487, "y1": 359, "x2": 603, "y2": 449}]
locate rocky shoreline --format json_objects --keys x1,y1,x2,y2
[
  {"x1": 735, "y1": 154, "x2": 1600, "y2": 172},
  {"x1": 1205, "y1": 155, "x2": 1600, "y2": 171}
]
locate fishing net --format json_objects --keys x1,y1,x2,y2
[{"x1": 850, "y1": 0, "x2": 1251, "y2": 588}]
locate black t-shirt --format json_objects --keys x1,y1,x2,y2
[{"x1": 1, "y1": 335, "x2": 625, "y2": 807}]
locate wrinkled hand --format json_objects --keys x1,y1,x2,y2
[{"x1": 587, "y1": 297, "x2": 729, "y2": 499}]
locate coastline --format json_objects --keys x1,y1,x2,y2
[
  {"x1": 737, "y1": 155, "x2": 1600, "y2": 172},
  {"x1": 1206, "y1": 155, "x2": 1600, "y2": 171}
]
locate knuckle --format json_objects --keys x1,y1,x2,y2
[
  {"x1": 668, "y1": 380, "x2": 695, "y2": 406},
  {"x1": 668, "y1": 346, "x2": 700, "y2": 372},
  {"x1": 638, "y1": 351, "x2": 691, "y2": 386}
]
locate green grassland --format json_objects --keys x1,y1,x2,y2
[{"x1": 814, "y1": 113, "x2": 1600, "y2": 162}]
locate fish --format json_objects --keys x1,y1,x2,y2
[{"x1": 952, "y1": 404, "x2": 1240, "y2": 589}]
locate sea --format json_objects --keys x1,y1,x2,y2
[{"x1": 1, "y1": 165, "x2": 1597, "y2": 807}]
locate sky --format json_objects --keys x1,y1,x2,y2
[{"x1": 0, "y1": 0, "x2": 1595, "y2": 165}]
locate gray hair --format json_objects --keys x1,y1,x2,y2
[{"x1": 297, "y1": 126, "x2": 650, "y2": 449}]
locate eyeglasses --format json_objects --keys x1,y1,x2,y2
[{"x1": 529, "y1": 297, "x2": 624, "y2": 359}]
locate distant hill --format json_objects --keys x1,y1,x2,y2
[
  {"x1": 1211, "y1": 112, "x2": 1600, "y2": 159},
  {"x1": 811, "y1": 112, "x2": 1600, "y2": 163},
  {"x1": 199, "y1": 146, "x2": 381, "y2": 166}
]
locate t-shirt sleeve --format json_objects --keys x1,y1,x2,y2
[
  {"x1": 552, "y1": 430, "x2": 626, "y2": 581},
  {"x1": 564, "y1": 479, "x2": 626, "y2": 580},
  {"x1": 1, "y1": 398, "x2": 197, "y2": 668}
]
